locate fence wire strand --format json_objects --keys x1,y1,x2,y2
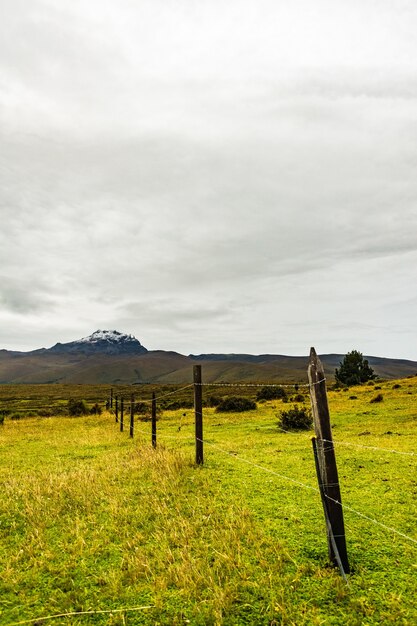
[{"x1": 322, "y1": 438, "x2": 417, "y2": 457}]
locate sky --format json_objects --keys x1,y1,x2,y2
[{"x1": 1, "y1": 0, "x2": 416, "y2": 359}]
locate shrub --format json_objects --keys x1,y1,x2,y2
[
  {"x1": 374, "y1": 386, "x2": 382, "y2": 390},
  {"x1": 205, "y1": 395, "x2": 222, "y2": 407},
  {"x1": 134, "y1": 401, "x2": 150, "y2": 414},
  {"x1": 370, "y1": 393, "x2": 383, "y2": 404},
  {"x1": 90, "y1": 403, "x2": 102, "y2": 415},
  {"x1": 67, "y1": 399, "x2": 89, "y2": 416},
  {"x1": 256, "y1": 386, "x2": 287, "y2": 401},
  {"x1": 291, "y1": 394, "x2": 305, "y2": 403},
  {"x1": 162, "y1": 399, "x2": 194, "y2": 410},
  {"x1": 393, "y1": 384, "x2": 401, "y2": 389},
  {"x1": 349, "y1": 396, "x2": 358, "y2": 400},
  {"x1": 0, "y1": 415, "x2": 4, "y2": 425},
  {"x1": 10, "y1": 413, "x2": 22, "y2": 420},
  {"x1": 215, "y1": 396, "x2": 257, "y2": 413},
  {"x1": 278, "y1": 405, "x2": 313, "y2": 431},
  {"x1": 38, "y1": 409, "x2": 54, "y2": 417},
  {"x1": 134, "y1": 401, "x2": 162, "y2": 421}
]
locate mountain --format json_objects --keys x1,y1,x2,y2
[
  {"x1": 0, "y1": 331, "x2": 416, "y2": 384},
  {"x1": 42, "y1": 330, "x2": 148, "y2": 356}
]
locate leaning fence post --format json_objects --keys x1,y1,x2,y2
[
  {"x1": 152, "y1": 392, "x2": 157, "y2": 448},
  {"x1": 194, "y1": 365, "x2": 203, "y2": 465},
  {"x1": 130, "y1": 394, "x2": 134, "y2": 438},
  {"x1": 120, "y1": 397, "x2": 124, "y2": 432},
  {"x1": 115, "y1": 396, "x2": 119, "y2": 423},
  {"x1": 308, "y1": 347, "x2": 350, "y2": 574}
]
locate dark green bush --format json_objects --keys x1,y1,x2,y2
[
  {"x1": 215, "y1": 396, "x2": 257, "y2": 413},
  {"x1": 393, "y1": 384, "x2": 401, "y2": 389},
  {"x1": 67, "y1": 399, "x2": 89, "y2": 416},
  {"x1": 134, "y1": 401, "x2": 162, "y2": 421},
  {"x1": 10, "y1": 413, "x2": 22, "y2": 420},
  {"x1": 370, "y1": 393, "x2": 383, "y2": 404},
  {"x1": 163, "y1": 399, "x2": 194, "y2": 410},
  {"x1": 205, "y1": 395, "x2": 222, "y2": 407},
  {"x1": 90, "y1": 403, "x2": 102, "y2": 415},
  {"x1": 278, "y1": 405, "x2": 313, "y2": 431},
  {"x1": 256, "y1": 386, "x2": 287, "y2": 401},
  {"x1": 291, "y1": 394, "x2": 305, "y2": 403},
  {"x1": 38, "y1": 409, "x2": 54, "y2": 417},
  {"x1": 134, "y1": 401, "x2": 150, "y2": 414},
  {"x1": 0, "y1": 415, "x2": 4, "y2": 425}
]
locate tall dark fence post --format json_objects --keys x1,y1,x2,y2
[
  {"x1": 110, "y1": 388, "x2": 113, "y2": 409},
  {"x1": 308, "y1": 347, "x2": 350, "y2": 574},
  {"x1": 120, "y1": 397, "x2": 124, "y2": 432},
  {"x1": 194, "y1": 365, "x2": 203, "y2": 465},
  {"x1": 152, "y1": 392, "x2": 157, "y2": 448},
  {"x1": 115, "y1": 396, "x2": 119, "y2": 423},
  {"x1": 130, "y1": 394, "x2": 134, "y2": 438}
]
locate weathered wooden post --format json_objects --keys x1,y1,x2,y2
[
  {"x1": 115, "y1": 396, "x2": 119, "y2": 423},
  {"x1": 130, "y1": 394, "x2": 134, "y2": 438},
  {"x1": 110, "y1": 388, "x2": 113, "y2": 409},
  {"x1": 194, "y1": 365, "x2": 203, "y2": 465},
  {"x1": 308, "y1": 347, "x2": 350, "y2": 574},
  {"x1": 152, "y1": 392, "x2": 157, "y2": 448},
  {"x1": 120, "y1": 397, "x2": 124, "y2": 432}
]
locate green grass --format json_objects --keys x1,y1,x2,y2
[{"x1": 0, "y1": 378, "x2": 417, "y2": 624}]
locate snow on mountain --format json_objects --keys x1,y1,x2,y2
[
  {"x1": 77, "y1": 330, "x2": 137, "y2": 345},
  {"x1": 47, "y1": 330, "x2": 148, "y2": 355}
]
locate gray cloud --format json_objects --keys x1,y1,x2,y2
[{"x1": 1, "y1": 0, "x2": 417, "y2": 358}]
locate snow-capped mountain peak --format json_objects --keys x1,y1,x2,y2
[
  {"x1": 48, "y1": 330, "x2": 148, "y2": 355},
  {"x1": 78, "y1": 330, "x2": 136, "y2": 344}
]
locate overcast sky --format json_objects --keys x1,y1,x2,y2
[{"x1": 1, "y1": 0, "x2": 416, "y2": 359}]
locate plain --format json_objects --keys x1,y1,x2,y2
[{"x1": 0, "y1": 378, "x2": 417, "y2": 625}]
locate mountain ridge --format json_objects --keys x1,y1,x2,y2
[{"x1": 0, "y1": 331, "x2": 416, "y2": 384}]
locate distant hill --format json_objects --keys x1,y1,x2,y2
[{"x1": 0, "y1": 330, "x2": 416, "y2": 384}]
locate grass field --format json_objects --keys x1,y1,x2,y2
[{"x1": 0, "y1": 378, "x2": 417, "y2": 625}]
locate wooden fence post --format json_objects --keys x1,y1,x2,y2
[
  {"x1": 152, "y1": 392, "x2": 157, "y2": 448},
  {"x1": 120, "y1": 397, "x2": 124, "y2": 432},
  {"x1": 130, "y1": 394, "x2": 134, "y2": 438},
  {"x1": 115, "y1": 396, "x2": 119, "y2": 423},
  {"x1": 110, "y1": 388, "x2": 113, "y2": 409},
  {"x1": 308, "y1": 347, "x2": 350, "y2": 574},
  {"x1": 194, "y1": 365, "x2": 203, "y2": 465}
]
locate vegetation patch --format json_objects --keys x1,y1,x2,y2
[
  {"x1": 215, "y1": 396, "x2": 257, "y2": 412},
  {"x1": 67, "y1": 398, "x2": 89, "y2": 416},
  {"x1": 277, "y1": 404, "x2": 313, "y2": 430},
  {"x1": 256, "y1": 386, "x2": 287, "y2": 401},
  {"x1": 1, "y1": 377, "x2": 417, "y2": 624},
  {"x1": 370, "y1": 393, "x2": 384, "y2": 404}
]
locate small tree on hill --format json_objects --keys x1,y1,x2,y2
[{"x1": 335, "y1": 350, "x2": 376, "y2": 386}]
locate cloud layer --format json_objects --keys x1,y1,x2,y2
[{"x1": 1, "y1": 0, "x2": 417, "y2": 358}]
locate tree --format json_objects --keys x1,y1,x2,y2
[{"x1": 335, "y1": 350, "x2": 376, "y2": 386}]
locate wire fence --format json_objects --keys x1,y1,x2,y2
[
  {"x1": 3, "y1": 372, "x2": 417, "y2": 564},
  {"x1": 110, "y1": 373, "x2": 417, "y2": 557}
]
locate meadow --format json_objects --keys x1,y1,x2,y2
[{"x1": 0, "y1": 378, "x2": 417, "y2": 625}]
